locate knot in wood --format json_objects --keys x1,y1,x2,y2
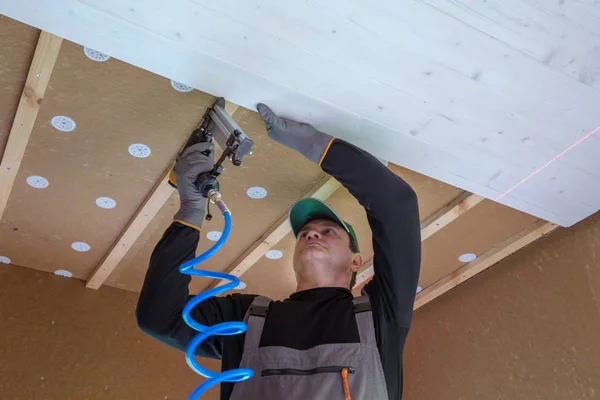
[{"x1": 23, "y1": 86, "x2": 34, "y2": 99}]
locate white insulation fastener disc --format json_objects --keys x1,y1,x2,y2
[
  {"x1": 247, "y1": 187, "x2": 267, "y2": 199},
  {"x1": 96, "y1": 197, "x2": 117, "y2": 209},
  {"x1": 171, "y1": 80, "x2": 194, "y2": 92},
  {"x1": 71, "y1": 242, "x2": 91, "y2": 252},
  {"x1": 26, "y1": 175, "x2": 49, "y2": 189},
  {"x1": 266, "y1": 250, "x2": 283, "y2": 260},
  {"x1": 128, "y1": 144, "x2": 152, "y2": 158},
  {"x1": 54, "y1": 269, "x2": 73, "y2": 278},
  {"x1": 207, "y1": 231, "x2": 223, "y2": 241},
  {"x1": 83, "y1": 47, "x2": 111, "y2": 62},
  {"x1": 51, "y1": 116, "x2": 76, "y2": 132},
  {"x1": 458, "y1": 253, "x2": 477, "y2": 263}
]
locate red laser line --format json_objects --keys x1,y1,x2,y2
[{"x1": 495, "y1": 125, "x2": 600, "y2": 201}]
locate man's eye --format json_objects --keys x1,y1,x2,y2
[
  {"x1": 324, "y1": 228, "x2": 332, "y2": 234},
  {"x1": 300, "y1": 232, "x2": 308, "y2": 238}
]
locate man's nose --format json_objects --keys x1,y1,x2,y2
[{"x1": 305, "y1": 230, "x2": 321, "y2": 240}]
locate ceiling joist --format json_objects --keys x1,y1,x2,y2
[
  {"x1": 354, "y1": 192, "x2": 484, "y2": 289},
  {"x1": 414, "y1": 220, "x2": 559, "y2": 309},
  {"x1": 86, "y1": 172, "x2": 175, "y2": 289},
  {"x1": 86, "y1": 102, "x2": 239, "y2": 290},
  {"x1": 0, "y1": 19, "x2": 563, "y2": 309},
  {"x1": 0, "y1": 31, "x2": 63, "y2": 220},
  {"x1": 420, "y1": 192, "x2": 485, "y2": 241}
]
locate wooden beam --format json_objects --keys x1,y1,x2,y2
[
  {"x1": 86, "y1": 172, "x2": 175, "y2": 289},
  {"x1": 354, "y1": 264, "x2": 374, "y2": 290},
  {"x1": 0, "y1": 32, "x2": 63, "y2": 220},
  {"x1": 211, "y1": 175, "x2": 342, "y2": 288},
  {"x1": 413, "y1": 220, "x2": 559, "y2": 309},
  {"x1": 353, "y1": 192, "x2": 484, "y2": 289},
  {"x1": 86, "y1": 102, "x2": 240, "y2": 289},
  {"x1": 420, "y1": 192, "x2": 484, "y2": 241}
]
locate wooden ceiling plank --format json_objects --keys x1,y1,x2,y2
[
  {"x1": 7, "y1": 0, "x2": 599, "y2": 226},
  {"x1": 210, "y1": 175, "x2": 342, "y2": 288},
  {"x1": 414, "y1": 220, "x2": 559, "y2": 309},
  {"x1": 0, "y1": 31, "x2": 63, "y2": 220},
  {"x1": 86, "y1": 104, "x2": 240, "y2": 289},
  {"x1": 353, "y1": 192, "x2": 484, "y2": 289}
]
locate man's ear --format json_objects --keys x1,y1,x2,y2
[{"x1": 350, "y1": 253, "x2": 362, "y2": 272}]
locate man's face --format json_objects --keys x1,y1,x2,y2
[{"x1": 293, "y1": 219, "x2": 361, "y2": 287}]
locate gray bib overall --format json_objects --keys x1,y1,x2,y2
[{"x1": 229, "y1": 295, "x2": 389, "y2": 400}]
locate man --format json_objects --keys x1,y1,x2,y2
[{"x1": 136, "y1": 104, "x2": 421, "y2": 399}]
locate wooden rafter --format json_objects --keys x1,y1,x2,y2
[
  {"x1": 210, "y1": 175, "x2": 342, "y2": 288},
  {"x1": 0, "y1": 31, "x2": 63, "y2": 220},
  {"x1": 85, "y1": 171, "x2": 175, "y2": 289},
  {"x1": 414, "y1": 220, "x2": 559, "y2": 309},
  {"x1": 86, "y1": 102, "x2": 239, "y2": 289},
  {"x1": 420, "y1": 192, "x2": 484, "y2": 241},
  {"x1": 354, "y1": 192, "x2": 484, "y2": 289}
]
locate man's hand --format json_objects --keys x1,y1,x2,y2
[
  {"x1": 173, "y1": 142, "x2": 214, "y2": 230},
  {"x1": 257, "y1": 103, "x2": 333, "y2": 164}
]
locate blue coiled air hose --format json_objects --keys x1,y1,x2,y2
[{"x1": 178, "y1": 195, "x2": 254, "y2": 399}]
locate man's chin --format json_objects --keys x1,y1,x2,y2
[
  {"x1": 300, "y1": 245, "x2": 326, "y2": 255},
  {"x1": 297, "y1": 246, "x2": 328, "y2": 264}
]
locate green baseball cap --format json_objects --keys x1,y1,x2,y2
[{"x1": 289, "y1": 198, "x2": 360, "y2": 253}]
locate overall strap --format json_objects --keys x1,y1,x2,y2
[
  {"x1": 352, "y1": 295, "x2": 376, "y2": 345},
  {"x1": 243, "y1": 295, "x2": 272, "y2": 351}
]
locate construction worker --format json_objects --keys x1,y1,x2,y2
[{"x1": 136, "y1": 104, "x2": 421, "y2": 400}]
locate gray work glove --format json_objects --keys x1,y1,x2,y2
[
  {"x1": 173, "y1": 142, "x2": 214, "y2": 230},
  {"x1": 257, "y1": 103, "x2": 333, "y2": 164}
]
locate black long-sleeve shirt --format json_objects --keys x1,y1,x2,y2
[{"x1": 136, "y1": 139, "x2": 421, "y2": 399}]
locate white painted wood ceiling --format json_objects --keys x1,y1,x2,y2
[{"x1": 2, "y1": 0, "x2": 600, "y2": 226}]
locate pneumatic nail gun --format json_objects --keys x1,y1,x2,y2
[{"x1": 169, "y1": 98, "x2": 254, "y2": 217}]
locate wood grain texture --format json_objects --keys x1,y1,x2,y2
[
  {"x1": 244, "y1": 164, "x2": 465, "y2": 300},
  {"x1": 0, "y1": 264, "x2": 221, "y2": 400},
  {"x1": 419, "y1": 201, "x2": 539, "y2": 288},
  {"x1": 354, "y1": 192, "x2": 485, "y2": 289},
  {"x1": 0, "y1": 40, "x2": 218, "y2": 280},
  {"x1": 104, "y1": 159, "x2": 462, "y2": 295},
  {"x1": 420, "y1": 193, "x2": 484, "y2": 241},
  {"x1": 86, "y1": 103, "x2": 242, "y2": 289},
  {"x1": 405, "y1": 214, "x2": 600, "y2": 400},
  {"x1": 210, "y1": 175, "x2": 341, "y2": 289},
  {"x1": 387, "y1": 163, "x2": 464, "y2": 221},
  {"x1": 4, "y1": 1, "x2": 600, "y2": 226},
  {"x1": 414, "y1": 220, "x2": 559, "y2": 309},
  {"x1": 0, "y1": 16, "x2": 40, "y2": 153},
  {"x1": 100, "y1": 107, "x2": 324, "y2": 293},
  {"x1": 352, "y1": 201, "x2": 539, "y2": 293},
  {"x1": 85, "y1": 173, "x2": 175, "y2": 289},
  {"x1": 0, "y1": 31, "x2": 62, "y2": 219}
]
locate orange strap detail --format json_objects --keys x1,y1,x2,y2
[
  {"x1": 318, "y1": 137, "x2": 336, "y2": 166},
  {"x1": 173, "y1": 219, "x2": 202, "y2": 232},
  {"x1": 341, "y1": 368, "x2": 352, "y2": 400},
  {"x1": 168, "y1": 169, "x2": 177, "y2": 187}
]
